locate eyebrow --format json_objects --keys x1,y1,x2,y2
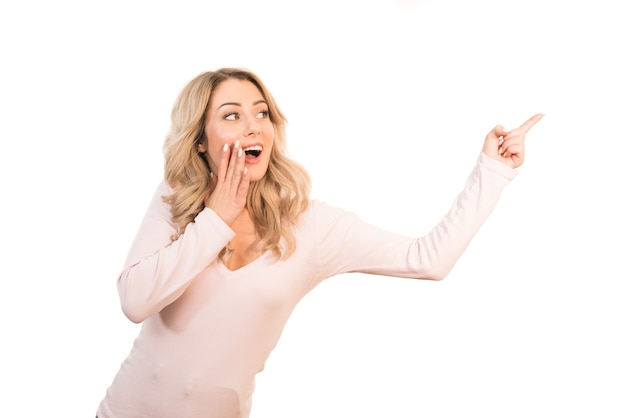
[{"x1": 217, "y1": 99, "x2": 267, "y2": 109}]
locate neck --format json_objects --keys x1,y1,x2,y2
[{"x1": 231, "y1": 208, "x2": 256, "y2": 236}]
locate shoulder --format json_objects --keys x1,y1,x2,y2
[
  {"x1": 302, "y1": 199, "x2": 348, "y2": 218},
  {"x1": 298, "y1": 199, "x2": 361, "y2": 231},
  {"x1": 155, "y1": 178, "x2": 173, "y2": 197},
  {"x1": 146, "y1": 179, "x2": 173, "y2": 208},
  {"x1": 141, "y1": 179, "x2": 174, "y2": 221}
]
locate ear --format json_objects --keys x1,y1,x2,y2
[{"x1": 197, "y1": 141, "x2": 207, "y2": 153}]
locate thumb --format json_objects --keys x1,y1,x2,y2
[{"x1": 482, "y1": 124, "x2": 508, "y2": 157}]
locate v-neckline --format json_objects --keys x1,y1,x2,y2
[{"x1": 217, "y1": 250, "x2": 270, "y2": 274}]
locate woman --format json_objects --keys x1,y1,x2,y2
[{"x1": 96, "y1": 67, "x2": 543, "y2": 418}]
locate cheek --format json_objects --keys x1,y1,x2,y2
[
  {"x1": 204, "y1": 129, "x2": 229, "y2": 169},
  {"x1": 206, "y1": 146, "x2": 222, "y2": 169},
  {"x1": 265, "y1": 125, "x2": 275, "y2": 150},
  {"x1": 202, "y1": 142, "x2": 224, "y2": 171}
]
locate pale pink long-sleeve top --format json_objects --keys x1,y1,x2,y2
[{"x1": 96, "y1": 153, "x2": 516, "y2": 418}]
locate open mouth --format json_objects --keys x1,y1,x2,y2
[{"x1": 243, "y1": 145, "x2": 262, "y2": 158}]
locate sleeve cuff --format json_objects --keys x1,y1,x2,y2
[
  {"x1": 478, "y1": 152, "x2": 518, "y2": 181},
  {"x1": 195, "y1": 207, "x2": 236, "y2": 243}
]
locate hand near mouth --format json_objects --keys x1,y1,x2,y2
[{"x1": 204, "y1": 140, "x2": 250, "y2": 226}]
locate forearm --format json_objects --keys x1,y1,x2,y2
[
  {"x1": 117, "y1": 208, "x2": 234, "y2": 323},
  {"x1": 409, "y1": 152, "x2": 517, "y2": 279}
]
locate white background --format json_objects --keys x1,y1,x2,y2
[{"x1": 1, "y1": 0, "x2": 624, "y2": 417}]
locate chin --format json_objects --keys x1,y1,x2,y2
[{"x1": 247, "y1": 167, "x2": 269, "y2": 182}]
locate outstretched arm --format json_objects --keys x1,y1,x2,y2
[{"x1": 314, "y1": 114, "x2": 544, "y2": 281}]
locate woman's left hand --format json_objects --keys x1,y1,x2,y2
[{"x1": 482, "y1": 113, "x2": 544, "y2": 169}]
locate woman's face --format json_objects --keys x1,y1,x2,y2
[{"x1": 199, "y1": 78, "x2": 274, "y2": 182}]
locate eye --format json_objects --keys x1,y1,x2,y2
[
  {"x1": 256, "y1": 109, "x2": 269, "y2": 119},
  {"x1": 224, "y1": 112, "x2": 239, "y2": 121}
]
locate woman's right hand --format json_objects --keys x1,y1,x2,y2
[{"x1": 204, "y1": 140, "x2": 250, "y2": 226}]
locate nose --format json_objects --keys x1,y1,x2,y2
[{"x1": 246, "y1": 116, "x2": 261, "y2": 136}]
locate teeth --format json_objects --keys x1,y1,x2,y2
[{"x1": 243, "y1": 145, "x2": 262, "y2": 152}]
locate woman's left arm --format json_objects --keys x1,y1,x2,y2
[{"x1": 314, "y1": 114, "x2": 544, "y2": 281}]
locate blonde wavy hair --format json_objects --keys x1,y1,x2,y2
[{"x1": 162, "y1": 68, "x2": 311, "y2": 260}]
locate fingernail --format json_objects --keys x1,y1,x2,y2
[
  {"x1": 234, "y1": 140, "x2": 240, "y2": 148},
  {"x1": 244, "y1": 167, "x2": 248, "y2": 175},
  {"x1": 238, "y1": 147, "x2": 242, "y2": 157},
  {"x1": 223, "y1": 144, "x2": 229, "y2": 152}
]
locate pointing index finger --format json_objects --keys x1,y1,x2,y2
[{"x1": 518, "y1": 113, "x2": 545, "y2": 133}]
